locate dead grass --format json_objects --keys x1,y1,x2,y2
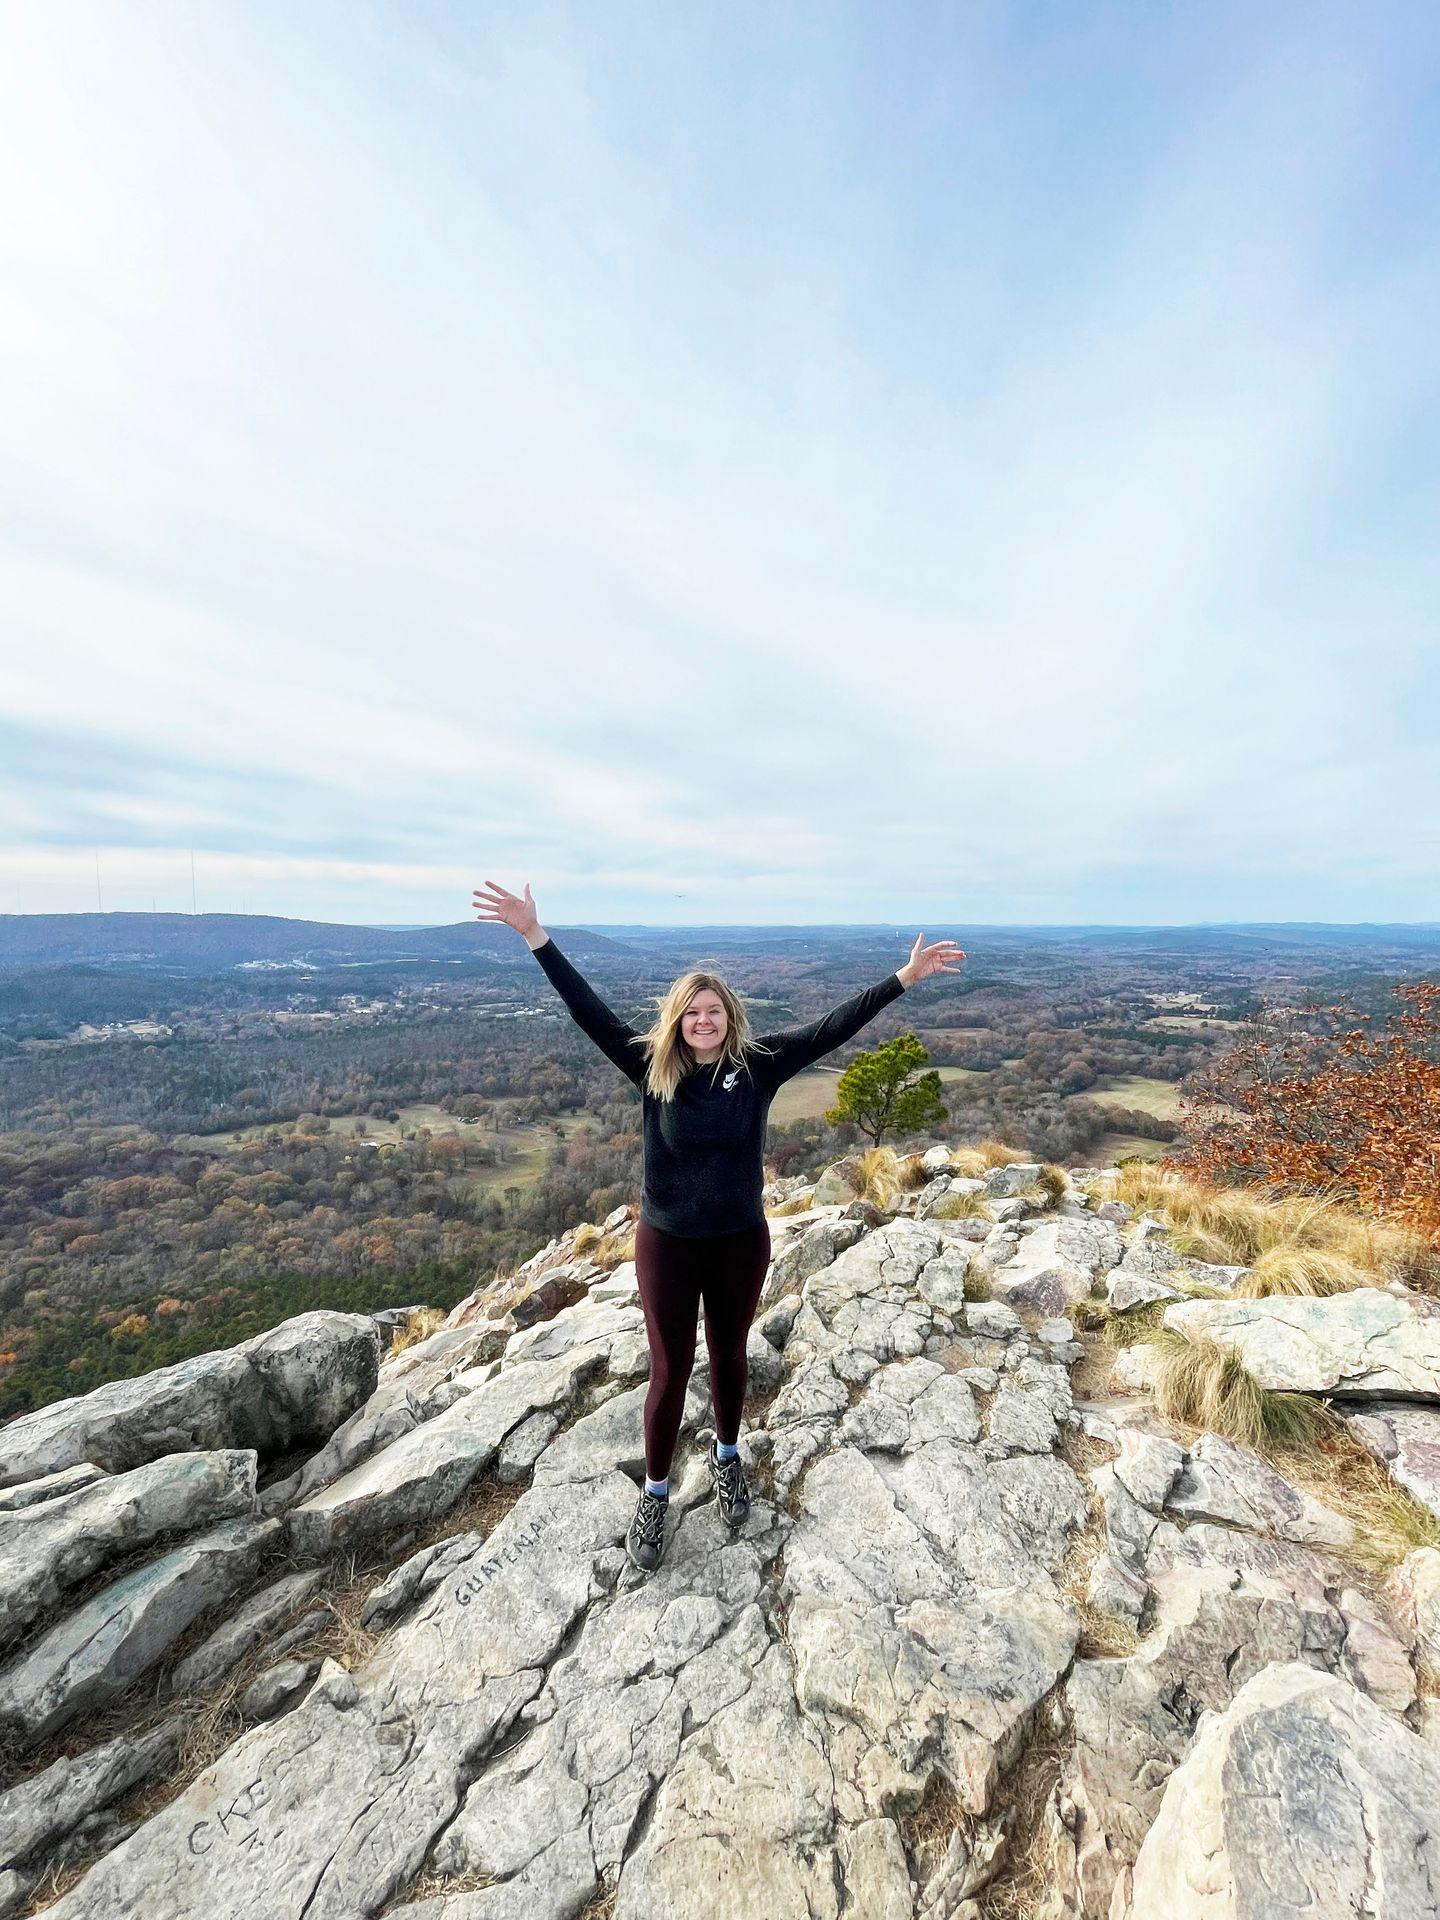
[
  {"x1": 896, "y1": 1766, "x2": 978, "y2": 1890},
  {"x1": 576, "y1": 1881, "x2": 618, "y2": 1919},
  {"x1": 767, "y1": 1191, "x2": 815, "y2": 1216},
  {"x1": 976, "y1": 1686, "x2": 1072, "y2": 1920},
  {"x1": 23, "y1": 1860, "x2": 90, "y2": 1914},
  {"x1": 1101, "y1": 1300, "x2": 1170, "y2": 1350},
  {"x1": 1035, "y1": 1165, "x2": 1069, "y2": 1209},
  {"x1": 894, "y1": 1151, "x2": 938, "y2": 1192},
  {"x1": 1268, "y1": 1425, "x2": 1440, "y2": 1575},
  {"x1": 379, "y1": 1869, "x2": 496, "y2": 1913},
  {"x1": 964, "y1": 1264, "x2": 994, "y2": 1303},
  {"x1": 930, "y1": 1189, "x2": 994, "y2": 1221},
  {"x1": 1237, "y1": 1245, "x2": 1373, "y2": 1298},
  {"x1": 856, "y1": 1145, "x2": 908, "y2": 1209},
  {"x1": 1148, "y1": 1328, "x2": 1333, "y2": 1453},
  {"x1": 1116, "y1": 1166, "x2": 1436, "y2": 1293},
  {"x1": 949, "y1": 1140, "x2": 1030, "y2": 1178},
  {"x1": 1066, "y1": 1334, "x2": 1120, "y2": 1403},
  {"x1": 386, "y1": 1305, "x2": 447, "y2": 1357},
  {"x1": 1052, "y1": 1435, "x2": 1142, "y2": 1663}
]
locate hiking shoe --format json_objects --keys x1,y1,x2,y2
[
  {"x1": 708, "y1": 1439, "x2": 750, "y2": 1529},
  {"x1": 626, "y1": 1487, "x2": 669, "y2": 1572}
]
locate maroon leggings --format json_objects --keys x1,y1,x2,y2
[{"x1": 633, "y1": 1216, "x2": 772, "y2": 1479}]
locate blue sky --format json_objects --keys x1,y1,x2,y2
[{"x1": 2, "y1": 1, "x2": 1437, "y2": 926}]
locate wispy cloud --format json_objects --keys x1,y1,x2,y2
[{"x1": 1, "y1": 2, "x2": 1436, "y2": 923}]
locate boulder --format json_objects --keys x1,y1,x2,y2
[
  {"x1": 0, "y1": 1449, "x2": 257, "y2": 1655},
  {"x1": 1128, "y1": 1663, "x2": 1440, "y2": 1919},
  {"x1": 0, "y1": 1720, "x2": 183, "y2": 1886},
  {"x1": 239, "y1": 1659, "x2": 320, "y2": 1724},
  {"x1": 1387, "y1": 1547, "x2": 1440, "y2": 1673},
  {"x1": 0, "y1": 1313, "x2": 380, "y2": 1487},
  {"x1": 984, "y1": 1163, "x2": 1042, "y2": 1197},
  {"x1": 1165, "y1": 1432, "x2": 1354, "y2": 1548},
  {"x1": 169, "y1": 1567, "x2": 331, "y2": 1696},
  {"x1": 287, "y1": 1337, "x2": 612, "y2": 1557},
  {"x1": 0, "y1": 1464, "x2": 106, "y2": 1513},
  {"x1": 0, "y1": 1516, "x2": 281, "y2": 1742},
  {"x1": 1160, "y1": 1288, "x2": 1440, "y2": 1400},
  {"x1": 1349, "y1": 1402, "x2": 1440, "y2": 1520}
]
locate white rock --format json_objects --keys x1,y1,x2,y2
[
  {"x1": 1161, "y1": 1289, "x2": 1440, "y2": 1400},
  {"x1": 0, "y1": 1312, "x2": 379, "y2": 1487},
  {"x1": 0, "y1": 1450, "x2": 258, "y2": 1656},
  {"x1": 1129, "y1": 1663, "x2": 1440, "y2": 1919}
]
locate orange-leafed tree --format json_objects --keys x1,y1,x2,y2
[{"x1": 1171, "y1": 981, "x2": 1440, "y2": 1242}]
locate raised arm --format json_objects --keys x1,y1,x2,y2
[
  {"x1": 753, "y1": 935, "x2": 965, "y2": 1087},
  {"x1": 755, "y1": 973, "x2": 908, "y2": 1086},
  {"x1": 529, "y1": 934, "x2": 646, "y2": 1088},
  {"x1": 473, "y1": 878, "x2": 646, "y2": 1089}
]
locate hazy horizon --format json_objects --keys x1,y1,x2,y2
[
  {"x1": 4, "y1": 3, "x2": 1438, "y2": 926},
  {"x1": 5, "y1": 907, "x2": 1440, "y2": 936}
]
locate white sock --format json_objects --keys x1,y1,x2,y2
[{"x1": 644, "y1": 1474, "x2": 669, "y2": 1498}]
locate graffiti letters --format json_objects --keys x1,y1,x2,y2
[{"x1": 454, "y1": 1515, "x2": 548, "y2": 1607}]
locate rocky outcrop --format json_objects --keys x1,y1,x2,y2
[
  {"x1": 0, "y1": 1161, "x2": 1427, "y2": 1920},
  {"x1": 1127, "y1": 1663, "x2": 1440, "y2": 1918},
  {"x1": 0, "y1": 1449, "x2": 258, "y2": 1655},
  {"x1": 1158, "y1": 1288, "x2": 1440, "y2": 1400},
  {"x1": 0, "y1": 1311, "x2": 381, "y2": 1487}
]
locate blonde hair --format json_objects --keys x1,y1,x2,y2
[{"x1": 638, "y1": 968, "x2": 774, "y2": 1101}]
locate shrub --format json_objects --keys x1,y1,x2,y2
[{"x1": 1172, "y1": 982, "x2": 1440, "y2": 1245}]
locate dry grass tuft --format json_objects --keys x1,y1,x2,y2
[
  {"x1": 857, "y1": 1145, "x2": 907, "y2": 1209},
  {"x1": 1148, "y1": 1328, "x2": 1333, "y2": 1453},
  {"x1": 1035, "y1": 1165, "x2": 1069, "y2": 1210},
  {"x1": 964, "y1": 1264, "x2": 994, "y2": 1303},
  {"x1": 1269, "y1": 1425, "x2": 1440, "y2": 1574},
  {"x1": 976, "y1": 1687, "x2": 1072, "y2": 1920},
  {"x1": 570, "y1": 1221, "x2": 603, "y2": 1254},
  {"x1": 930, "y1": 1189, "x2": 994, "y2": 1221},
  {"x1": 950, "y1": 1140, "x2": 1030, "y2": 1178},
  {"x1": 386, "y1": 1305, "x2": 447, "y2": 1357},
  {"x1": 1116, "y1": 1166, "x2": 1435, "y2": 1291},
  {"x1": 594, "y1": 1227, "x2": 636, "y2": 1269},
  {"x1": 1101, "y1": 1300, "x2": 1169, "y2": 1350},
  {"x1": 767, "y1": 1191, "x2": 815, "y2": 1216},
  {"x1": 895, "y1": 1151, "x2": 938, "y2": 1192},
  {"x1": 1238, "y1": 1246, "x2": 1371, "y2": 1298}
]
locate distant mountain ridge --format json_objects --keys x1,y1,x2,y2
[
  {"x1": 2, "y1": 912, "x2": 1439, "y2": 976},
  {"x1": 0, "y1": 914, "x2": 631, "y2": 973}
]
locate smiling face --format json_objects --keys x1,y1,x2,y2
[{"x1": 680, "y1": 987, "x2": 729, "y2": 1064}]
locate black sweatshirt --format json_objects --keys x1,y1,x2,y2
[{"x1": 529, "y1": 934, "x2": 907, "y2": 1236}]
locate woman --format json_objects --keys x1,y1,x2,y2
[{"x1": 473, "y1": 879, "x2": 964, "y2": 1573}]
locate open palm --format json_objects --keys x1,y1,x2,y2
[
  {"x1": 907, "y1": 934, "x2": 965, "y2": 983},
  {"x1": 473, "y1": 880, "x2": 539, "y2": 940}
]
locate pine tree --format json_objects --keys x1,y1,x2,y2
[{"x1": 825, "y1": 1032, "x2": 948, "y2": 1144}]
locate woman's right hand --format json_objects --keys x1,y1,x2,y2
[{"x1": 473, "y1": 880, "x2": 540, "y2": 941}]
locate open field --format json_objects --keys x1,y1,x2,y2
[
  {"x1": 1093, "y1": 1131, "x2": 1168, "y2": 1162},
  {"x1": 173, "y1": 1101, "x2": 473, "y2": 1151},
  {"x1": 174, "y1": 1102, "x2": 602, "y2": 1198},
  {"x1": 1084, "y1": 1074, "x2": 1184, "y2": 1119},
  {"x1": 1145, "y1": 1015, "x2": 1243, "y2": 1034}
]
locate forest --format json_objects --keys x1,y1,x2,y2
[{"x1": 3, "y1": 916, "x2": 1432, "y2": 1420}]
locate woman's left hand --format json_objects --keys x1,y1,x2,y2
[{"x1": 898, "y1": 935, "x2": 966, "y2": 987}]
